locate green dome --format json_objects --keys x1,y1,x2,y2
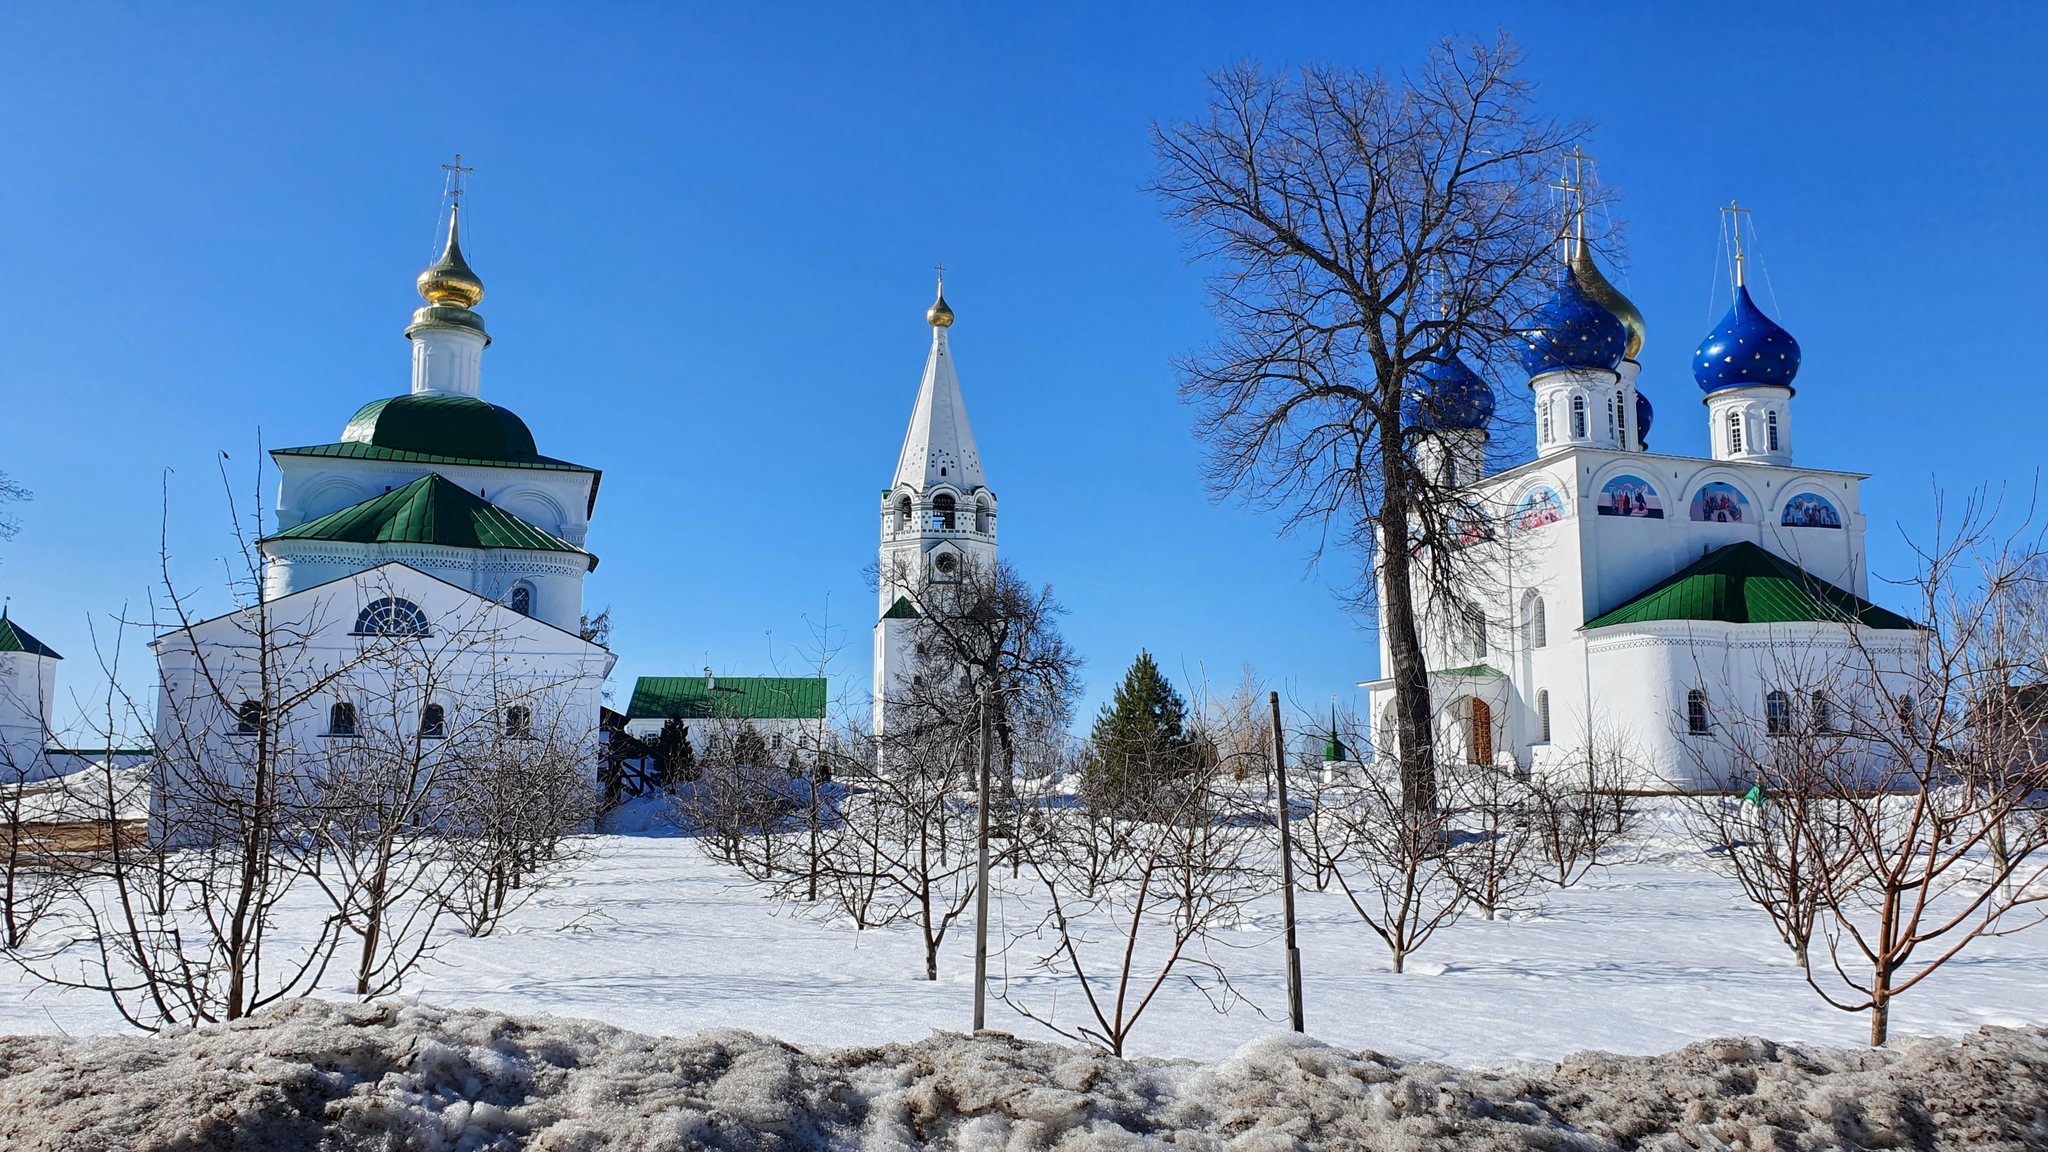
[{"x1": 341, "y1": 394, "x2": 539, "y2": 462}]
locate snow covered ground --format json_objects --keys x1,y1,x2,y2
[{"x1": 0, "y1": 803, "x2": 2043, "y2": 1066}]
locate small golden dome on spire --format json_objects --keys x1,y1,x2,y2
[
  {"x1": 417, "y1": 205, "x2": 485, "y2": 310},
  {"x1": 1572, "y1": 241, "x2": 1646, "y2": 361},
  {"x1": 926, "y1": 278, "x2": 954, "y2": 328}
]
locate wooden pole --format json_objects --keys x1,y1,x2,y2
[
  {"x1": 973, "y1": 682, "x2": 993, "y2": 1031},
  {"x1": 1269, "y1": 691, "x2": 1305, "y2": 1033}
]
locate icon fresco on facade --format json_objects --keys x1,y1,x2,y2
[
  {"x1": 1515, "y1": 486, "x2": 1565, "y2": 531},
  {"x1": 1690, "y1": 481, "x2": 1750, "y2": 523},
  {"x1": 1781, "y1": 492, "x2": 1841, "y2": 528},
  {"x1": 1597, "y1": 475, "x2": 1662, "y2": 519}
]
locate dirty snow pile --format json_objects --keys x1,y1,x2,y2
[{"x1": 0, "y1": 1001, "x2": 2044, "y2": 1150}]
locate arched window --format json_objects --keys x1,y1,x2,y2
[
  {"x1": 1378, "y1": 700, "x2": 1399, "y2": 760},
  {"x1": 1472, "y1": 618, "x2": 1488, "y2": 658},
  {"x1": 327, "y1": 701, "x2": 357, "y2": 737},
  {"x1": 1687, "y1": 690, "x2": 1709, "y2": 734},
  {"x1": 1536, "y1": 689, "x2": 1551, "y2": 744},
  {"x1": 421, "y1": 703, "x2": 446, "y2": 739},
  {"x1": 234, "y1": 699, "x2": 264, "y2": 735},
  {"x1": 1571, "y1": 394, "x2": 1587, "y2": 439},
  {"x1": 1540, "y1": 397, "x2": 1554, "y2": 444},
  {"x1": 933, "y1": 493, "x2": 956, "y2": 530},
  {"x1": 1524, "y1": 595, "x2": 1547, "y2": 649},
  {"x1": 504, "y1": 705, "x2": 532, "y2": 739},
  {"x1": 355, "y1": 597, "x2": 428, "y2": 637},
  {"x1": 1895, "y1": 694, "x2": 1916, "y2": 736},
  {"x1": 1766, "y1": 410, "x2": 1781, "y2": 453},
  {"x1": 508, "y1": 583, "x2": 532, "y2": 617},
  {"x1": 896, "y1": 495, "x2": 912, "y2": 529},
  {"x1": 1728, "y1": 410, "x2": 1745, "y2": 455},
  {"x1": 1765, "y1": 690, "x2": 1791, "y2": 735},
  {"x1": 1616, "y1": 389, "x2": 1628, "y2": 446},
  {"x1": 975, "y1": 499, "x2": 991, "y2": 533},
  {"x1": 1605, "y1": 393, "x2": 1615, "y2": 438},
  {"x1": 1811, "y1": 692, "x2": 1833, "y2": 733}
]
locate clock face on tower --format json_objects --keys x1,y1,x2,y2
[{"x1": 933, "y1": 552, "x2": 958, "y2": 579}]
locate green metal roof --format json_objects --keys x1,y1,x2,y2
[
  {"x1": 1437, "y1": 664, "x2": 1506, "y2": 679},
  {"x1": 267, "y1": 474, "x2": 594, "y2": 568},
  {"x1": 340, "y1": 394, "x2": 542, "y2": 463},
  {"x1": 272, "y1": 440, "x2": 596, "y2": 474},
  {"x1": 627, "y1": 676, "x2": 828, "y2": 721},
  {"x1": 880, "y1": 596, "x2": 921, "y2": 620},
  {"x1": 0, "y1": 612, "x2": 60, "y2": 659},
  {"x1": 1585, "y1": 541, "x2": 1918, "y2": 631}
]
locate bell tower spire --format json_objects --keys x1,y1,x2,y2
[{"x1": 874, "y1": 273, "x2": 1000, "y2": 740}]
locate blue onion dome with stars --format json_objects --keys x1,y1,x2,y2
[
  {"x1": 1635, "y1": 390, "x2": 1654, "y2": 448},
  {"x1": 1404, "y1": 350, "x2": 1496, "y2": 432},
  {"x1": 1518, "y1": 268, "x2": 1628, "y2": 378},
  {"x1": 1693, "y1": 283, "x2": 1801, "y2": 392}
]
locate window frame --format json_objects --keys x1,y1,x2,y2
[{"x1": 326, "y1": 700, "x2": 358, "y2": 738}]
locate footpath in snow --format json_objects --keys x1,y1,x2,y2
[{"x1": 0, "y1": 999, "x2": 2043, "y2": 1150}]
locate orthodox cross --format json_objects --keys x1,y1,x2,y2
[
  {"x1": 934, "y1": 262, "x2": 946, "y2": 290},
  {"x1": 441, "y1": 153, "x2": 474, "y2": 206},
  {"x1": 1546, "y1": 164, "x2": 1580, "y2": 262},
  {"x1": 1721, "y1": 199, "x2": 1752, "y2": 286}
]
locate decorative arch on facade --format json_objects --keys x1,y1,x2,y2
[
  {"x1": 1593, "y1": 471, "x2": 1664, "y2": 519},
  {"x1": 301, "y1": 476, "x2": 371, "y2": 519},
  {"x1": 495, "y1": 486, "x2": 570, "y2": 536},
  {"x1": 1520, "y1": 590, "x2": 1548, "y2": 649},
  {"x1": 1513, "y1": 483, "x2": 1567, "y2": 532},
  {"x1": 1689, "y1": 480, "x2": 1753, "y2": 524},
  {"x1": 1780, "y1": 489, "x2": 1844, "y2": 529}
]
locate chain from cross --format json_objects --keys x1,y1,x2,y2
[{"x1": 441, "y1": 153, "x2": 475, "y2": 205}]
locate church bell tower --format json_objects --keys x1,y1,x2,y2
[{"x1": 873, "y1": 278, "x2": 998, "y2": 739}]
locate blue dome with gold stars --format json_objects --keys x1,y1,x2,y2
[
  {"x1": 1404, "y1": 352, "x2": 1495, "y2": 433},
  {"x1": 1693, "y1": 284, "x2": 1801, "y2": 393},
  {"x1": 1519, "y1": 269, "x2": 1627, "y2": 378},
  {"x1": 1634, "y1": 390, "x2": 1654, "y2": 449}
]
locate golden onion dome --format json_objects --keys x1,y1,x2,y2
[
  {"x1": 926, "y1": 282, "x2": 955, "y2": 328},
  {"x1": 1571, "y1": 242, "x2": 1645, "y2": 361},
  {"x1": 417, "y1": 205, "x2": 485, "y2": 310}
]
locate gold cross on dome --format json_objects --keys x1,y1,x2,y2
[
  {"x1": 441, "y1": 153, "x2": 475, "y2": 204},
  {"x1": 1721, "y1": 199, "x2": 1753, "y2": 286}
]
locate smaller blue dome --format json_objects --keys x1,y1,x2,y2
[
  {"x1": 1405, "y1": 352, "x2": 1495, "y2": 433},
  {"x1": 1693, "y1": 284, "x2": 1801, "y2": 393},
  {"x1": 1634, "y1": 390, "x2": 1654, "y2": 448},
  {"x1": 1519, "y1": 269, "x2": 1628, "y2": 378}
]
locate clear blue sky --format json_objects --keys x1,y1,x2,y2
[{"x1": 1, "y1": 3, "x2": 2042, "y2": 736}]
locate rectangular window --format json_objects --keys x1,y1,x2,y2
[
  {"x1": 1729, "y1": 411, "x2": 1745, "y2": 454},
  {"x1": 1687, "y1": 690, "x2": 1710, "y2": 735},
  {"x1": 1572, "y1": 396, "x2": 1587, "y2": 439},
  {"x1": 1767, "y1": 410, "x2": 1781, "y2": 453}
]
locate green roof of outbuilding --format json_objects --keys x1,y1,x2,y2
[
  {"x1": 268, "y1": 474, "x2": 594, "y2": 567},
  {"x1": 627, "y1": 676, "x2": 828, "y2": 721},
  {"x1": 880, "y1": 596, "x2": 921, "y2": 620},
  {"x1": 1585, "y1": 542, "x2": 1918, "y2": 631},
  {"x1": 0, "y1": 612, "x2": 60, "y2": 659},
  {"x1": 340, "y1": 394, "x2": 544, "y2": 463}
]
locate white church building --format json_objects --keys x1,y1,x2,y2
[
  {"x1": 151, "y1": 201, "x2": 614, "y2": 794},
  {"x1": 1365, "y1": 209, "x2": 1921, "y2": 792},
  {"x1": 871, "y1": 281, "x2": 998, "y2": 740}
]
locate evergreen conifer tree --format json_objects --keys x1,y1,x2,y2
[{"x1": 1084, "y1": 651, "x2": 1197, "y2": 811}]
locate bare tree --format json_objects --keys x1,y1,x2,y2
[
  {"x1": 1692, "y1": 495, "x2": 2048, "y2": 1045},
  {"x1": 1446, "y1": 764, "x2": 1542, "y2": 920},
  {"x1": 1301, "y1": 760, "x2": 1474, "y2": 973},
  {"x1": 0, "y1": 470, "x2": 27, "y2": 547},
  {"x1": 1153, "y1": 40, "x2": 1592, "y2": 812},
  {"x1": 440, "y1": 695, "x2": 597, "y2": 939},
  {"x1": 1526, "y1": 730, "x2": 1645, "y2": 889},
  {"x1": 1003, "y1": 745, "x2": 1267, "y2": 1056}
]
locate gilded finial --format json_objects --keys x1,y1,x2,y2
[
  {"x1": 926, "y1": 267, "x2": 954, "y2": 328},
  {"x1": 1722, "y1": 199, "x2": 1752, "y2": 289},
  {"x1": 417, "y1": 204, "x2": 485, "y2": 309}
]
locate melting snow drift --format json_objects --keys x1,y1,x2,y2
[{"x1": 0, "y1": 1000, "x2": 2042, "y2": 1150}]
